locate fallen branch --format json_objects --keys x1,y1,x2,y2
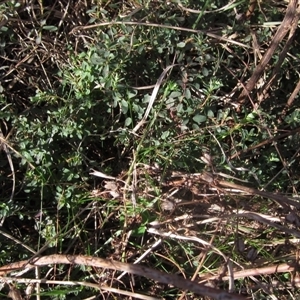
[
  {"x1": 0, "y1": 254, "x2": 247, "y2": 300},
  {"x1": 201, "y1": 261, "x2": 299, "y2": 284},
  {"x1": 217, "y1": 179, "x2": 300, "y2": 209},
  {"x1": 237, "y1": 0, "x2": 299, "y2": 105}
]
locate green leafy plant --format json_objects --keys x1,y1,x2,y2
[{"x1": 1, "y1": 0, "x2": 300, "y2": 299}]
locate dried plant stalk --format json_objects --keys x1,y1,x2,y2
[{"x1": 0, "y1": 254, "x2": 247, "y2": 300}]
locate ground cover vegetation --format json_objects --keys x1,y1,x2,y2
[{"x1": 0, "y1": 0, "x2": 300, "y2": 299}]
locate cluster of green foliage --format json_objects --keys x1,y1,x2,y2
[{"x1": 0, "y1": 0, "x2": 300, "y2": 299}]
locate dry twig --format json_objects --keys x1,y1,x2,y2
[
  {"x1": 237, "y1": 0, "x2": 299, "y2": 106},
  {"x1": 0, "y1": 254, "x2": 247, "y2": 300}
]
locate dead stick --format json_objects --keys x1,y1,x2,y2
[
  {"x1": 0, "y1": 254, "x2": 247, "y2": 300},
  {"x1": 237, "y1": 0, "x2": 298, "y2": 105},
  {"x1": 217, "y1": 179, "x2": 300, "y2": 209}
]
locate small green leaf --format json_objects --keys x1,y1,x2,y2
[
  {"x1": 169, "y1": 91, "x2": 182, "y2": 98},
  {"x1": 102, "y1": 64, "x2": 109, "y2": 77},
  {"x1": 246, "y1": 112, "x2": 256, "y2": 120},
  {"x1": 177, "y1": 103, "x2": 183, "y2": 113},
  {"x1": 125, "y1": 117, "x2": 132, "y2": 126},
  {"x1": 127, "y1": 91, "x2": 137, "y2": 99},
  {"x1": 207, "y1": 109, "x2": 214, "y2": 118},
  {"x1": 35, "y1": 35, "x2": 41, "y2": 44},
  {"x1": 161, "y1": 131, "x2": 170, "y2": 139},
  {"x1": 184, "y1": 88, "x2": 191, "y2": 99},
  {"x1": 177, "y1": 42, "x2": 186, "y2": 48},
  {"x1": 202, "y1": 67, "x2": 209, "y2": 76},
  {"x1": 121, "y1": 99, "x2": 128, "y2": 114},
  {"x1": 43, "y1": 25, "x2": 58, "y2": 32},
  {"x1": 193, "y1": 114, "x2": 206, "y2": 124},
  {"x1": 91, "y1": 53, "x2": 104, "y2": 65}
]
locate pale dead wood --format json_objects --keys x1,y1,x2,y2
[
  {"x1": 257, "y1": 4, "x2": 300, "y2": 106},
  {"x1": 216, "y1": 179, "x2": 300, "y2": 209},
  {"x1": 245, "y1": 0, "x2": 257, "y2": 19},
  {"x1": 229, "y1": 127, "x2": 300, "y2": 160},
  {"x1": 285, "y1": 76, "x2": 300, "y2": 108},
  {"x1": 71, "y1": 21, "x2": 251, "y2": 48},
  {"x1": 8, "y1": 284, "x2": 23, "y2": 300},
  {"x1": 201, "y1": 261, "x2": 299, "y2": 283},
  {"x1": 237, "y1": 0, "x2": 299, "y2": 106},
  {"x1": 0, "y1": 130, "x2": 15, "y2": 202},
  {"x1": 3, "y1": 278, "x2": 161, "y2": 300},
  {"x1": 280, "y1": 77, "x2": 300, "y2": 122},
  {"x1": 177, "y1": 230, "x2": 221, "y2": 300},
  {"x1": 0, "y1": 254, "x2": 247, "y2": 300},
  {"x1": 132, "y1": 64, "x2": 179, "y2": 133},
  {"x1": 0, "y1": 228, "x2": 36, "y2": 254},
  {"x1": 229, "y1": 211, "x2": 300, "y2": 238},
  {"x1": 0, "y1": 133, "x2": 35, "y2": 170}
]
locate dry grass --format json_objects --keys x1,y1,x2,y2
[{"x1": 1, "y1": 0, "x2": 300, "y2": 299}]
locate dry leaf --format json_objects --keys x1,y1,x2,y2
[{"x1": 8, "y1": 285, "x2": 23, "y2": 300}]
